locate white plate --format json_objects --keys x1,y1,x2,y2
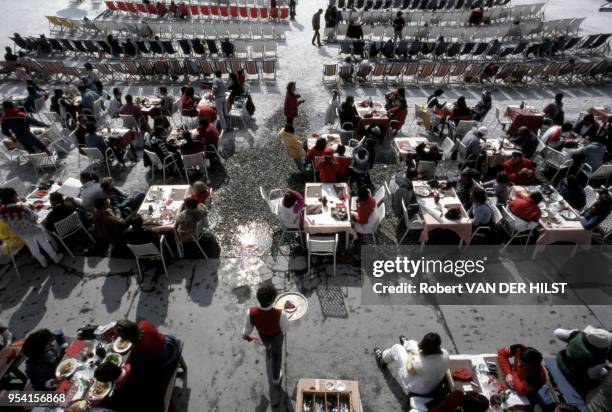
[
  {"x1": 415, "y1": 187, "x2": 431, "y2": 197},
  {"x1": 55, "y1": 358, "x2": 78, "y2": 379},
  {"x1": 274, "y1": 292, "x2": 308, "y2": 321},
  {"x1": 113, "y1": 338, "x2": 133, "y2": 354},
  {"x1": 87, "y1": 380, "x2": 113, "y2": 400},
  {"x1": 541, "y1": 210, "x2": 549, "y2": 218},
  {"x1": 561, "y1": 210, "x2": 577, "y2": 220},
  {"x1": 336, "y1": 381, "x2": 346, "y2": 391},
  {"x1": 325, "y1": 380, "x2": 335, "y2": 390}
]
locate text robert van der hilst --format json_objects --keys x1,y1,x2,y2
[{"x1": 369, "y1": 257, "x2": 568, "y2": 296}]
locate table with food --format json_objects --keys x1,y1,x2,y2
[
  {"x1": 511, "y1": 185, "x2": 591, "y2": 247},
  {"x1": 393, "y1": 136, "x2": 430, "y2": 162},
  {"x1": 137, "y1": 184, "x2": 192, "y2": 257},
  {"x1": 24, "y1": 177, "x2": 83, "y2": 222},
  {"x1": 53, "y1": 326, "x2": 133, "y2": 409},
  {"x1": 504, "y1": 105, "x2": 544, "y2": 136},
  {"x1": 412, "y1": 181, "x2": 472, "y2": 247},
  {"x1": 302, "y1": 183, "x2": 353, "y2": 247},
  {"x1": 295, "y1": 378, "x2": 363, "y2": 412},
  {"x1": 167, "y1": 127, "x2": 197, "y2": 148},
  {"x1": 134, "y1": 96, "x2": 163, "y2": 117},
  {"x1": 354, "y1": 99, "x2": 389, "y2": 134},
  {"x1": 445, "y1": 354, "x2": 530, "y2": 411},
  {"x1": 481, "y1": 137, "x2": 517, "y2": 173}
]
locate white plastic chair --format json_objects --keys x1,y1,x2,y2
[
  {"x1": 53, "y1": 211, "x2": 96, "y2": 257},
  {"x1": 259, "y1": 186, "x2": 282, "y2": 214},
  {"x1": 181, "y1": 151, "x2": 208, "y2": 184},
  {"x1": 500, "y1": 206, "x2": 539, "y2": 252},
  {"x1": 120, "y1": 114, "x2": 140, "y2": 132},
  {"x1": 81, "y1": 147, "x2": 114, "y2": 176},
  {"x1": 398, "y1": 199, "x2": 424, "y2": 245},
  {"x1": 307, "y1": 233, "x2": 338, "y2": 278},
  {"x1": 583, "y1": 185, "x2": 599, "y2": 211},
  {"x1": 24, "y1": 153, "x2": 58, "y2": 178},
  {"x1": 353, "y1": 203, "x2": 386, "y2": 244},
  {"x1": 542, "y1": 148, "x2": 573, "y2": 183},
  {"x1": 0, "y1": 241, "x2": 24, "y2": 278},
  {"x1": 190, "y1": 217, "x2": 209, "y2": 260},
  {"x1": 127, "y1": 235, "x2": 174, "y2": 282},
  {"x1": 144, "y1": 149, "x2": 178, "y2": 184},
  {"x1": 581, "y1": 163, "x2": 612, "y2": 187},
  {"x1": 373, "y1": 185, "x2": 386, "y2": 209},
  {"x1": 0, "y1": 177, "x2": 32, "y2": 197}
]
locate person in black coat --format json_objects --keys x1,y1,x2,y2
[{"x1": 1, "y1": 101, "x2": 49, "y2": 154}]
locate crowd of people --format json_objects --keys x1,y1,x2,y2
[{"x1": 373, "y1": 325, "x2": 611, "y2": 412}]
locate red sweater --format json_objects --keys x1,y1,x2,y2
[
  {"x1": 509, "y1": 194, "x2": 541, "y2": 222},
  {"x1": 133, "y1": 320, "x2": 165, "y2": 359},
  {"x1": 197, "y1": 124, "x2": 219, "y2": 146},
  {"x1": 308, "y1": 146, "x2": 334, "y2": 160},
  {"x1": 317, "y1": 159, "x2": 337, "y2": 183},
  {"x1": 354, "y1": 195, "x2": 376, "y2": 224},
  {"x1": 198, "y1": 105, "x2": 217, "y2": 123},
  {"x1": 334, "y1": 155, "x2": 351, "y2": 179},
  {"x1": 249, "y1": 307, "x2": 281, "y2": 337},
  {"x1": 497, "y1": 344, "x2": 546, "y2": 395},
  {"x1": 428, "y1": 390, "x2": 464, "y2": 412},
  {"x1": 389, "y1": 105, "x2": 408, "y2": 130},
  {"x1": 503, "y1": 157, "x2": 536, "y2": 185},
  {"x1": 284, "y1": 92, "x2": 299, "y2": 118}
]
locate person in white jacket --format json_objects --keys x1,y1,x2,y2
[
  {"x1": 374, "y1": 332, "x2": 449, "y2": 395},
  {"x1": 324, "y1": 89, "x2": 341, "y2": 125}
]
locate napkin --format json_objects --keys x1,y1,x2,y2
[{"x1": 65, "y1": 339, "x2": 86, "y2": 357}]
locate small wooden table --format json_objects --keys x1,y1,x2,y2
[{"x1": 295, "y1": 378, "x2": 363, "y2": 412}]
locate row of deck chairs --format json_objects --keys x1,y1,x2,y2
[
  {"x1": 51, "y1": 17, "x2": 287, "y2": 42},
  {"x1": 335, "y1": 3, "x2": 543, "y2": 26},
  {"x1": 329, "y1": 0, "x2": 510, "y2": 11},
  {"x1": 15, "y1": 58, "x2": 277, "y2": 82},
  {"x1": 335, "y1": 18, "x2": 583, "y2": 43},
  {"x1": 105, "y1": 1, "x2": 291, "y2": 21},
  {"x1": 322, "y1": 59, "x2": 612, "y2": 86},
  {"x1": 11, "y1": 35, "x2": 278, "y2": 60},
  {"x1": 337, "y1": 34, "x2": 612, "y2": 61}
]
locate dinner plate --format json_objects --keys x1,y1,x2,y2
[
  {"x1": 103, "y1": 353, "x2": 123, "y2": 367},
  {"x1": 274, "y1": 292, "x2": 308, "y2": 321},
  {"x1": 415, "y1": 187, "x2": 431, "y2": 197},
  {"x1": 88, "y1": 380, "x2": 113, "y2": 400},
  {"x1": 113, "y1": 338, "x2": 133, "y2": 354},
  {"x1": 336, "y1": 381, "x2": 347, "y2": 391},
  {"x1": 325, "y1": 380, "x2": 335, "y2": 390},
  {"x1": 55, "y1": 358, "x2": 78, "y2": 379},
  {"x1": 541, "y1": 210, "x2": 549, "y2": 218},
  {"x1": 560, "y1": 210, "x2": 577, "y2": 220}
]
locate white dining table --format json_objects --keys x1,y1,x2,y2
[{"x1": 303, "y1": 183, "x2": 353, "y2": 247}]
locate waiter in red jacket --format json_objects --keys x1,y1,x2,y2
[{"x1": 242, "y1": 284, "x2": 289, "y2": 386}]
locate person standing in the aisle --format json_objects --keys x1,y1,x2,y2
[
  {"x1": 283, "y1": 82, "x2": 304, "y2": 126},
  {"x1": 212, "y1": 70, "x2": 229, "y2": 131},
  {"x1": 289, "y1": 0, "x2": 296, "y2": 20},
  {"x1": 242, "y1": 284, "x2": 289, "y2": 386},
  {"x1": 312, "y1": 9, "x2": 323, "y2": 47}
]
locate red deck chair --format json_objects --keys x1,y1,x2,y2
[
  {"x1": 136, "y1": 2, "x2": 147, "y2": 13},
  {"x1": 219, "y1": 6, "x2": 229, "y2": 18},
  {"x1": 210, "y1": 4, "x2": 219, "y2": 17},
  {"x1": 116, "y1": 1, "x2": 129, "y2": 13},
  {"x1": 126, "y1": 2, "x2": 138, "y2": 13},
  {"x1": 249, "y1": 7, "x2": 258, "y2": 19},
  {"x1": 147, "y1": 3, "x2": 157, "y2": 14},
  {"x1": 105, "y1": 1, "x2": 118, "y2": 11},
  {"x1": 190, "y1": 5, "x2": 199, "y2": 16},
  {"x1": 239, "y1": 7, "x2": 248, "y2": 18},
  {"x1": 270, "y1": 7, "x2": 278, "y2": 18},
  {"x1": 230, "y1": 6, "x2": 239, "y2": 18},
  {"x1": 260, "y1": 7, "x2": 268, "y2": 19},
  {"x1": 200, "y1": 5, "x2": 209, "y2": 16},
  {"x1": 279, "y1": 8, "x2": 289, "y2": 19}
]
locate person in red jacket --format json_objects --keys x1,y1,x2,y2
[
  {"x1": 243, "y1": 284, "x2": 289, "y2": 386},
  {"x1": 283, "y1": 81, "x2": 304, "y2": 126},
  {"x1": 114, "y1": 319, "x2": 179, "y2": 370},
  {"x1": 316, "y1": 155, "x2": 337, "y2": 183},
  {"x1": 198, "y1": 104, "x2": 217, "y2": 125},
  {"x1": 352, "y1": 186, "x2": 376, "y2": 225},
  {"x1": 497, "y1": 344, "x2": 546, "y2": 396},
  {"x1": 503, "y1": 151, "x2": 537, "y2": 185},
  {"x1": 308, "y1": 137, "x2": 334, "y2": 160},
  {"x1": 509, "y1": 191, "x2": 543, "y2": 222},
  {"x1": 429, "y1": 390, "x2": 489, "y2": 412},
  {"x1": 334, "y1": 145, "x2": 352, "y2": 180},
  {"x1": 388, "y1": 98, "x2": 408, "y2": 134}
]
